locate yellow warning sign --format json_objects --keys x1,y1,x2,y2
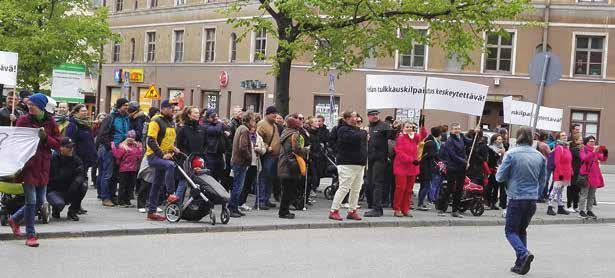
[{"x1": 143, "y1": 84, "x2": 160, "y2": 100}]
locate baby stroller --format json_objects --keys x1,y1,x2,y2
[
  {"x1": 0, "y1": 178, "x2": 51, "y2": 226},
  {"x1": 454, "y1": 177, "x2": 485, "y2": 216},
  {"x1": 322, "y1": 147, "x2": 339, "y2": 200},
  {"x1": 164, "y1": 153, "x2": 231, "y2": 225}
]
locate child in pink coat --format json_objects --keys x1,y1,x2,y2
[
  {"x1": 578, "y1": 136, "x2": 608, "y2": 218},
  {"x1": 112, "y1": 130, "x2": 143, "y2": 207}
]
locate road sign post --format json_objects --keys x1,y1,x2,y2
[{"x1": 529, "y1": 52, "x2": 562, "y2": 133}]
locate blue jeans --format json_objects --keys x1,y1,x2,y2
[
  {"x1": 256, "y1": 154, "x2": 277, "y2": 206},
  {"x1": 11, "y1": 184, "x2": 46, "y2": 237},
  {"x1": 147, "y1": 155, "x2": 176, "y2": 214},
  {"x1": 505, "y1": 199, "x2": 537, "y2": 264},
  {"x1": 229, "y1": 165, "x2": 248, "y2": 210},
  {"x1": 175, "y1": 180, "x2": 187, "y2": 204},
  {"x1": 97, "y1": 146, "x2": 115, "y2": 200}
]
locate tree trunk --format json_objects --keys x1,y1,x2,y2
[{"x1": 274, "y1": 47, "x2": 292, "y2": 116}]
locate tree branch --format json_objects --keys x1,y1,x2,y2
[{"x1": 259, "y1": 0, "x2": 280, "y2": 21}]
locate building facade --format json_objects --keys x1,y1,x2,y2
[{"x1": 101, "y1": 0, "x2": 615, "y2": 163}]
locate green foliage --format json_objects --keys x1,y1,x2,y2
[{"x1": 0, "y1": 0, "x2": 118, "y2": 90}]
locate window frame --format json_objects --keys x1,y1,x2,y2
[
  {"x1": 481, "y1": 30, "x2": 517, "y2": 74},
  {"x1": 115, "y1": 0, "x2": 123, "y2": 12},
  {"x1": 145, "y1": 31, "x2": 157, "y2": 63},
  {"x1": 570, "y1": 109, "x2": 601, "y2": 142},
  {"x1": 229, "y1": 33, "x2": 237, "y2": 62},
  {"x1": 202, "y1": 27, "x2": 216, "y2": 63},
  {"x1": 112, "y1": 42, "x2": 121, "y2": 63},
  {"x1": 251, "y1": 28, "x2": 267, "y2": 62},
  {"x1": 149, "y1": 0, "x2": 157, "y2": 8},
  {"x1": 129, "y1": 38, "x2": 136, "y2": 63},
  {"x1": 172, "y1": 29, "x2": 185, "y2": 63},
  {"x1": 570, "y1": 32, "x2": 608, "y2": 79},
  {"x1": 175, "y1": 0, "x2": 186, "y2": 6},
  {"x1": 395, "y1": 27, "x2": 429, "y2": 70}
]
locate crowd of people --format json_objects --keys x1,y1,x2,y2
[{"x1": 0, "y1": 89, "x2": 609, "y2": 249}]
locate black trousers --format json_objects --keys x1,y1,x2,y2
[
  {"x1": 137, "y1": 180, "x2": 151, "y2": 209},
  {"x1": 279, "y1": 177, "x2": 298, "y2": 216},
  {"x1": 438, "y1": 170, "x2": 465, "y2": 213},
  {"x1": 567, "y1": 182, "x2": 580, "y2": 209},
  {"x1": 47, "y1": 181, "x2": 87, "y2": 213},
  {"x1": 367, "y1": 159, "x2": 387, "y2": 210},
  {"x1": 118, "y1": 172, "x2": 137, "y2": 204},
  {"x1": 486, "y1": 174, "x2": 501, "y2": 206},
  {"x1": 239, "y1": 166, "x2": 258, "y2": 206}
]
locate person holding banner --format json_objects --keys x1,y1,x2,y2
[
  {"x1": 392, "y1": 122, "x2": 424, "y2": 217},
  {"x1": 0, "y1": 91, "x2": 24, "y2": 127},
  {"x1": 438, "y1": 122, "x2": 473, "y2": 218},
  {"x1": 7, "y1": 93, "x2": 61, "y2": 247},
  {"x1": 547, "y1": 132, "x2": 573, "y2": 216}
]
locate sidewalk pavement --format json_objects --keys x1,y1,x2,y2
[{"x1": 2, "y1": 175, "x2": 615, "y2": 241}]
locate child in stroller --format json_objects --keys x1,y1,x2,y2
[{"x1": 164, "y1": 153, "x2": 231, "y2": 225}]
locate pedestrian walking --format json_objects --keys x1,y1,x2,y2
[
  {"x1": 392, "y1": 122, "x2": 424, "y2": 217},
  {"x1": 7, "y1": 93, "x2": 61, "y2": 247},
  {"x1": 496, "y1": 127, "x2": 546, "y2": 275},
  {"x1": 547, "y1": 131, "x2": 572, "y2": 216},
  {"x1": 578, "y1": 136, "x2": 608, "y2": 219}
]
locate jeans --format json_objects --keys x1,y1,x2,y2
[
  {"x1": 229, "y1": 165, "x2": 248, "y2": 210},
  {"x1": 175, "y1": 180, "x2": 187, "y2": 204},
  {"x1": 256, "y1": 154, "x2": 277, "y2": 206},
  {"x1": 11, "y1": 184, "x2": 46, "y2": 237},
  {"x1": 240, "y1": 166, "x2": 257, "y2": 206},
  {"x1": 418, "y1": 173, "x2": 440, "y2": 206},
  {"x1": 97, "y1": 146, "x2": 115, "y2": 200},
  {"x1": 47, "y1": 182, "x2": 87, "y2": 213},
  {"x1": 147, "y1": 155, "x2": 176, "y2": 214},
  {"x1": 505, "y1": 199, "x2": 536, "y2": 263}
]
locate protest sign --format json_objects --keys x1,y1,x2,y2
[
  {"x1": 424, "y1": 77, "x2": 489, "y2": 116},
  {"x1": 51, "y1": 63, "x2": 88, "y2": 103},
  {"x1": 365, "y1": 75, "x2": 425, "y2": 109},
  {"x1": 0, "y1": 51, "x2": 18, "y2": 86},
  {"x1": 0, "y1": 127, "x2": 40, "y2": 177},
  {"x1": 503, "y1": 96, "x2": 536, "y2": 126},
  {"x1": 535, "y1": 106, "x2": 563, "y2": 132}
]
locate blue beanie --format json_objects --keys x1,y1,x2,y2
[{"x1": 29, "y1": 93, "x2": 49, "y2": 112}]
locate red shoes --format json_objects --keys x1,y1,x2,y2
[
  {"x1": 147, "y1": 213, "x2": 166, "y2": 221},
  {"x1": 347, "y1": 210, "x2": 362, "y2": 221},
  {"x1": 166, "y1": 194, "x2": 180, "y2": 204},
  {"x1": 329, "y1": 210, "x2": 343, "y2": 221},
  {"x1": 8, "y1": 218, "x2": 22, "y2": 237},
  {"x1": 25, "y1": 236, "x2": 39, "y2": 247}
]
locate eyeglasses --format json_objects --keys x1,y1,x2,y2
[{"x1": 298, "y1": 117, "x2": 304, "y2": 120}]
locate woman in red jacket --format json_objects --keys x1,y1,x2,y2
[
  {"x1": 392, "y1": 122, "x2": 425, "y2": 217},
  {"x1": 7, "y1": 93, "x2": 61, "y2": 247},
  {"x1": 548, "y1": 131, "x2": 572, "y2": 216}
]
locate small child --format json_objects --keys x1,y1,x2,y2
[{"x1": 112, "y1": 130, "x2": 143, "y2": 208}]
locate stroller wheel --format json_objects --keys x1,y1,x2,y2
[
  {"x1": 220, "y1": 207, "x2": 230, "y2": 225},
  {"x1": 324, "y1": 186, "x2": 336, "y2": 200},
  {"x1": 0, "y1": 214, "x2": 8, "y2": 226},
  {"x1": 40, "y1": 203, "x2": 51, "y2": 224},
  {"x1": 165, "y1": 203, "x2": 182, "y2": 223},
  {"x1": 210, "y1": 210, "x2": 216, "y2": 225},
  {"x1": 470, "y1": 199, "x2": 485, "y2": 217}
]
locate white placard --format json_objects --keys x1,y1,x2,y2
[
  {"x1": 0, "y1": 51, "x2": 18, "y2": 86},
  {"x1": 0, "y1": 127, "x2": 40, "y2": 176},
  {"x1": 536, "y1": 106, "x2": 563, "y2": 132},
  {"x1": 365, "y1": 75, "x2": 425, "y2": 109},
  {"x1": 503, "y1": 96, "x2": 536, "y2": 126},
  {"x1": 51, "y1": 64, "x2": 87, "y2": 103},
  {"x1": 424, "y1": 77, "x2": 489, "y2": 116}
]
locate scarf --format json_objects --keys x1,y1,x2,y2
[
  {"x1": 73, "y1": 116, "x2": 92, "y2": 128},
  {"x1": 557, "y1": 140, "x2": 569, "y2": 148},
  {"x1": 54, "y1": 114, "x2": 69, "y2": 124},
  {"x1": 249, "y1": 131, "x2": 257, "y2": 145},
  {"x1": 489, "y1": 142, "x2": 505, "y2": 154}
]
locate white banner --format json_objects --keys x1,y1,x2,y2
[
  {"x1": 365, "y1": 75, "x2": 425, "y2": 109},
  {"x1": 0, "y1": 51, "x2": 18, "y2": 86},
  {"x1": 51, "y1": 63, "x2": 87, "y2": 103},
  {"x1": 536, "y1": 106, "x2": 563, "y2": 132},
  {"x1": 503, "y1": 96, "x2": 536, "y2": 126},
  {"x1": 424, "y1": 77, "x2": 489, "y2": 116},
  {"x1": 0, "y1": 127, "x2": 40, "y2": 177}
]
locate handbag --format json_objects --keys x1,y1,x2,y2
[{"x1": 294, "y1": 153, "x2": 307, "y2": 176}]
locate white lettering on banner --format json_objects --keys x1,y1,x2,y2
[
  {"x1": 424, "y1": 77, "x2": 489, "y2": 116},
  {"x1": 0, "y1": 51, "x2": 19, "y2": 86},
  {"x1": 0, "y1": 127, "x2": 40, "y2": 177},
  {"x1": 365, "y1": 75, "x2": 425, "y2": 109}
]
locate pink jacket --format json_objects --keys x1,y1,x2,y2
[
  {"x1": 553, "y1": 144, "x2": 573, "y2": 182},
  {"x1": 580, "y1": 145, "x2": 608, "y2": 189},
  {"x1": 393, "y1": 128, "x2": 427, "y2": 177},
  {"x1": 111, "y1": 142, "x2": 143, "y2": 173}
]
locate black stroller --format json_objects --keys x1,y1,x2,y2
[
  {"x1": 322, "y1": 148, "x2": 365, "y2": 201},
  {"x1": 164, "y1": 153, "x2": 231, "y2": 225}
]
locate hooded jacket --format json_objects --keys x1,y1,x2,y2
[
  {"x1": 112, "y1": 141, "x2": 144, "y2": 172},
  {"x1": 579, "y1": 145, "x2": 608, "y2": 188},
  {"x1": 16, "y1": 113, "x2": 61, "y2": 186},
  {"x1": 553, "y1": 143, "x2": 573, "y2": 182},
  {"x1": 277, "y1": 127, "x2": 307, "y2": 179}
]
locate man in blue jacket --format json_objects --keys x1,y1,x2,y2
[
  {"x1": 438, "y1": 122, "x2": 472, "y2": 218},
  {"x1": 496, "y1": 127, "x2": 546, "y2": 275}
]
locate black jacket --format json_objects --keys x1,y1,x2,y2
[
  {"x1": 368, "y1": 120, "x2": 394, "y2": 161},
  {"x1": 420, "y1": 135, "x2": 440, "y2": 181},
  {"x1": 48, "y1": 153, "x2": 85, "y2": 193},
  {"x1": 307, "y1": 127, "x2": 322, "y2": 159},
  {"x1": 466, "y1": 140, "x2": 490, "y2": 179},
  {"x1": 130, "y1": 111, "x2": 149, "y2": 143},
  {"x1": 0, "y1": 106, "x2": 24, "y2": 127},
  {"x1": 336, "y1": 122, "x2": 368, "y2": 166},
  {"x1": 177, "y1": 120, "x2": 206, "y2": 155},
  {"x1": 202, "y1": 121, "x2": 227, "y2": 155},
  {"x1": 318, "y1": 125, "x2": 330, "y2": 147}
]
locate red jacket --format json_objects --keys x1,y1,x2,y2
[
  {"x1": 580, "y1": 145, "x2": 608, "y2": 189},
  {"x1": 16, "y1": 114, "x2": 61, "y2": 186},
  {"x1": 553, "y1": 144, "x2": 573, "y2": 182},
  {"x1": 393, "y1": 131, "x2": 424, "y2": 176}
]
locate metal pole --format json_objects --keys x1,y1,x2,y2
[
  {"x1": 532, "y1": 55, "x2": 551, "y2": 134},
  {"x1": 466, "y1": 115, "x2": 483, "y2": 170},
  {"x1": 420, "y1": 76, "x2": 428, "y2": 128}
]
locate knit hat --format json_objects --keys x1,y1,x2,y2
[
  {"x1": 127, "y1": 130, "x2": 137, "y2": 139},
  {"x1": 265, "y1": 106, "x2": 278, "y2": 115},
  {"x1": 205, "y1": 108, "x2": 217, "y2": 119},
  {"x1": 28, "y1": 93, "x2": 49, "y2": 112},
  {"x1": 115, "y1": 98, "x2": 129, "y2": 109},
  {"x1": 127, "y1": 101, "x2": 140, "y2": 113},
  {"x1": 286, "y1": 115, "x2": 302, "y2": 129},
  {"x1": 19, "y1": 90, "x2": 32, "y2": 100}
]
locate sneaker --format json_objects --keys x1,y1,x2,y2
[
  {"x1": 437, "y1": 210, "x2": 446, "y2": 217},
  {"x1": 547, "y1": 206, "x2": 557, "y2": 216},
  {"x1": 451, "y1": 212, "x2": 464, "y2": 218},
  {"x1": 363, "y1": 209, "x2": 383, "y2": 217},
  {"x1": 578, "y1": 211, "x2": 588, "y2": 218},
  {"x1": 417, "y1": 205, "x2": 429, "y2": 211},
  {"x1": 166, "y1": 194, "x2": 180, "y2": 204},
  {"x1": 502, "y1": 209, "x2": 507, "y2": 218},
  {"x1": 557, "y1": 206, "x2": 570, "y2": 215},
  {"x1": 77, "y1": 207, "x2": 88, "y2": 215},
  {"x1": 119, "y1": 202, "x2": 136, "y2": 208},
  {"x1": 25, "y1": 236, "x2": 39, "y2": 247},
  {"x1": 566, "y1": 207, "x2": 577, "y2": 213},
  {"x1": 138, "y1": 208, "x2": 147, "y2": 213},
  {"x1": 347, "y1": 210, "x2": 362, "y2": 221},
  {"x1": 102, "y1": 199, "x2": 115, "y2": 207},
  {"x1": 8, "y1": 218, "x2": 22, "y2": 237},
  {"x1": 329, "y1": 210, "x2": 343, "y2": 221},
  {"x1": 518, "y1": 252, "x2": 534, "y2": 275},
  {"x1": 587, "y1": 211, "x2": 597, "y2": 219},
  {"x1": 156, "y1": 207, "x2": 163, "y2": 213},
  {"x1": 147, "y1": 213, "x2": 166, "y2": 221},
  {"x1": 239, "y1": 204, "x2": 253, "y2": 212}
]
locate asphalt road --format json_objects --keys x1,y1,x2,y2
[{"x1": 2, "y1": 224, "x2": 613, "y2": 278}]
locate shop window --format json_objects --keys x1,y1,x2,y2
[{"x1": 244, "y1": 93, "x2": 263, "y2": 113}]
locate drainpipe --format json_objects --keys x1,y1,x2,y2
[{"x1": 542, "y1": 0, "x2": 551, "y2": 53}]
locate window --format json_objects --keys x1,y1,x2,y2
[
  {"x1": 203, "y1": 91, "x2": 220, "y2": 114},
  {"x1": 229, "y1": 33, "x2": 237, "y2": 62},
  {"x1": 254, "y1": 28, "x2": 267, "y2": 62},
  {"x1": 173, "y1": 30, "x2": 184, "y2": 63},
  {"x1": 150, "y1": 0, "x2": 157, "y2": 8},
  {"x1": 398, "y1": 29, "x2": 427, "y2": 69},
  {"x1": 115, "y1": 0, "x2": 123, "y2": 11},
  {"x1": 485, "y1": 32, "x2": 515, "y2": 72},
  {"x1": 204, "y1": 28, "x2": 216, "y2": 62},
  {"x1": 571, "y1": 110, "x2": 600, "y2": 141},
  {"x1": 129, "y1": 38, "x2": 135, "y2": 62},
  {"x1": 175, "y1": 0, "x2": 186, "y2": 6},
  {"x1": 314, "y1": 95, "x2": 340, "y2": 128},
  {"x1": 574, "y1": 35, "x2": 605, "y2": 77},
  {"x1": 112, "y1": 42, "x2": 120, "y2": 62},
  {"x1": 133, "y1": 0, "x2": 138, "y2": 9},
  {"x1": 577, "y1": 0, "x2": 607, "y2": 3},
  {"x1": 146, "y1": 32, "x2": 156, "y2": 62}
]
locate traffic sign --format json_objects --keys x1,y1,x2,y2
[
  {"x1": 328, "y1": 72, "x2": 335, "y2": 91},
  {"x1": 219, "y1": 71, "x2": 229, "y2": 88},
  {"x1": 143, "y1": 84, "x2": 160, "y2": 100},
  {"x1": 529, "y1": 52, "x2": 562, "y2": 87}
]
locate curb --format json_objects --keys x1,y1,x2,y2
[{"x1": 1, "y1": 217, "x2": 612, "y2": 241}]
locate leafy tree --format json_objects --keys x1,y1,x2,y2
[
  {"x1": 0, "y1": 0, "x2": 117, "y2": 90},
  {"x1": 223, "y1": 0, "x2": 531, "y2": 115}
]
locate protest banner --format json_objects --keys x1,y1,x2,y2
[
  {"x1": 0, "y1": 127, "x2": 40, "y2": 177},
  {"x1": 424, "y1": 77, "x2": 489, "y2": 116},
  {"x1": 502, "y1": 96, "x2": 536, "y2": 126},
  {"x1": 365, "y1": 75, "x2": 425, "y2": 109},
  {"x1": 51, "y1": 63, "x2": 88, "y2": 103},
  {"x1": 0, "y1": 51, "x2": 18, "y2": 86},
  {"x1": 535, "y1": 106, "x2": 563, "y2": 132}
]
